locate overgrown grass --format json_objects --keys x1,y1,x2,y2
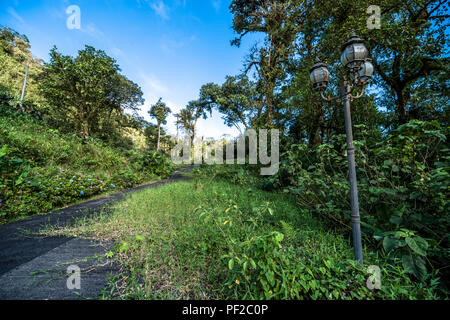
[
  {"x1": 42, "y1": 168, "x2": 442, "y2": 300},
  {"x1": 0, "y1": 104, "x2": 175, "y2": 221}
]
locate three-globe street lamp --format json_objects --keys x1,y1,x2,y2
[{"x1": 309, "y1": 32, "x2": 374, "y2": 264}]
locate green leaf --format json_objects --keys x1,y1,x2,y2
[
  {"x1": 383, "y1": 236, "x2": 401, "y2": 253},
  {"x1": 389, "y1": 215, "x2": 403, "y2": 225},
  {"x1": 274, "y1": 232, "x2": 284, "y2": 243},
  {"x1": 406, "y1": 237, "x2": 428, "y2": 257},
  {"x1": 402, "y1": 254, "x2": 427, "y2": 279},
  {"x1": 228, "y1": 259, "x2": 234, "y2": 270},
  {"x1": 118, "y1": 241, "x2": 130, "y2": 253},
  {"x1": 0, "y1": 145, "x2": 7, "y2": 158},
  {"x1": 383, "y1": 160, "x2": 393, "y2": 167},
  {"x1": 265, "y1": 271, "x2": 275, "y2": 286},
  {"x1": 409, "y1": 191, "x2": 422, "y2": 200},
  {"x1": 15, "y1": 168, "x2": 30, "y2": 186}
]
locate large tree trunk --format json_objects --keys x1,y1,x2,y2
[
  {"x1": 308, "y1": 122, "x2": 322, "y2": 147},
  {"x1": 156, "y1": 122, "x2": 161, "y2": 151},
  {"x1": 191, "y1": 128, "x2": 195, "y2": 145},
  {"x1": 81, "y1": 118, "x2": 89, "y2": 139},
  {"x1": 266, "y1": 83, "x2": 274, "y2": 127},
  {"x1": 395, "y1": 86, "x2": 409, "y2": 125}
]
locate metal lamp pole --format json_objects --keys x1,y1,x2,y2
[
  {"x1": 341, "y1": 81, "x2": 363, "y2": 264},
  {"x1": 20, "y1": 65, "x2": 30, "y2": 105},
  {"x1": 310, "y1": 32, "x2": 374, "y2": 264}
]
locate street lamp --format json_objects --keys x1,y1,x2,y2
[
  {"x1": 20, "y1": 65, "x2": 30, "y2": 105},
  {"x1": 309, "y1": 32, "x2": 374, "y2": 264}
]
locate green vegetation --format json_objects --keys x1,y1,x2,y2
[
  {"x1": 149, "y1": 98, "x2": 172, "y2": 152},
  {"x1": 0, "y1": 26, "x2": 176, "y2": 222},
  {"x1": 257, "y1": 120, "x2": 449, "y2": 293},
  {"x1": 169, "y1": 0, "x2": 449, "y2": 296},
  {"x1": 38, "y1": 45, "x2": 145, "y2": 143},
  {"x1": 42, "y1": 168, "x2": 442, "y2": 299},
  {"x1": 0, "y1": 100, "x2": 174, "y2": 221},
  {"x1": 0, "y1": 26, "x2": 44, "y2": 106},
  {"x1": 1, "y1": 0, "x2": 448, "y2": 300}
]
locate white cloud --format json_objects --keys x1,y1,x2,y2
[
  {"x1": 139, "y1": 72, "x2": 169, "y2": 95},
  {"x1": 79, "y1": 23, "x2": 104, "y2": 38},
  {"x1": 212, "y1": 0, "x2": 221, "y2": 12},
  {"x1": 150, "y1": 1, "x2": 169, "y2": 20},
  {"x1": 160, "y1": 34, "x2": 196, "y2": 55},
  {"x1": 7, "y1": 7, "x2": 25, "y2": 24}
]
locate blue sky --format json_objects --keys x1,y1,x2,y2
[{"x1": 1, "y1": 0, "x2": 261, "y2": 139}]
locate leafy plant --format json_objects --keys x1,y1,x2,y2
[
  {"x1": 380, "y1": 229, "x2": 429, "y2": 280},
  {"x1": 246, "y1": 120, "x2": 449, "y2": 290},
  {"x1": 0, "y1": 104, "x2": 175, "y2": 221}
]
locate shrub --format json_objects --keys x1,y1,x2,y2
[
  {"x1": 259, "y1": 120, "x2": 449, "y2": 290},
  {"x1": 139, "y1": 151, "x2": 175, "y2": 178},
  {"x1": 189, "y1": 181, "x2": 440, "y2": 299}
]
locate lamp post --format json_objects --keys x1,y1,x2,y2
[
  {"x1": 309, "y1": 32, "x2": 374, "y2": 264},
  {"x1": 20, "y1": 65, "x2": 30, "y2": 105}
]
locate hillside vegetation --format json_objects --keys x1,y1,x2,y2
[
  {"x1": 0, "y1": 100, "x2": 174, "y2": 221},
  {"x1": 0, "y1": 26, "x2": 176, "y2": 222}
]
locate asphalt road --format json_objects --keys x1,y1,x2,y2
[{"x1": 0, "y1": 166, "x2": 195, "y2": 300}]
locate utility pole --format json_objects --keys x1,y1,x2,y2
[{"x1": 20, "y1": 65, "x2": 30, "y2": 105}]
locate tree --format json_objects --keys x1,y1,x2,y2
[
  {"x1": 175, "y1": 102, "x2": 202, "y2": 143},
  {"x1": 149, "y1": 98, "x2": 171, "y2": 151},
  {"x1": 299, "y1": 0, "x2": 449, "y2": 125},
  {"x1": 0, "y1": 26, "x2": 44, "y2": 107},
  {"x1": 144, "y1": 122, "x2": 167, "y2": 150},
  {"x1": 230, "y1": 0, "x2": 305, "y2": 127},
  {"x1": 197, "y1": 75, "x2": 262, "y2": 132},
  {"x1": 39, "y1": 45, "x2": 144, "y2": 139},
  {"x1": 368, "y1": 0, "x2": 449, "y2": 124}
]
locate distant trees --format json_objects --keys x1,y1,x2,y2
[
  {"x1": 194, "y1": 76, "x2": 261, "y2": 133},
  {"x1": 230, "y1": 0, "x2": 303, "y2": 127},
  {"x1": 175, "y1": 102, "x2": 201, "y2": 143},
  {"x1": 39, "y1": 45, "x2": 144, "y2": 140},
  {"x1": 175, "y1": 93, "x2": 213, "y2": 143},
  {"x1": 149, "y1": 98, "x2": 171, "y2": 151},
  {"x1": 0, "y1": 26, "x2": 44, "y2": 106}
]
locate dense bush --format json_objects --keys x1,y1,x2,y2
[
  {"x1": 0, "y1": 103, "x2": 175, "y2": 221},
  {"x1": 258, "y1": 120, "x2": 449, "y2": 291},
  {"x1": 139, "y1": 150, "x2": 175, "y2": 177},
  {"x1": 181, "y1": 171, "x2": 441, "y2": 299}
]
